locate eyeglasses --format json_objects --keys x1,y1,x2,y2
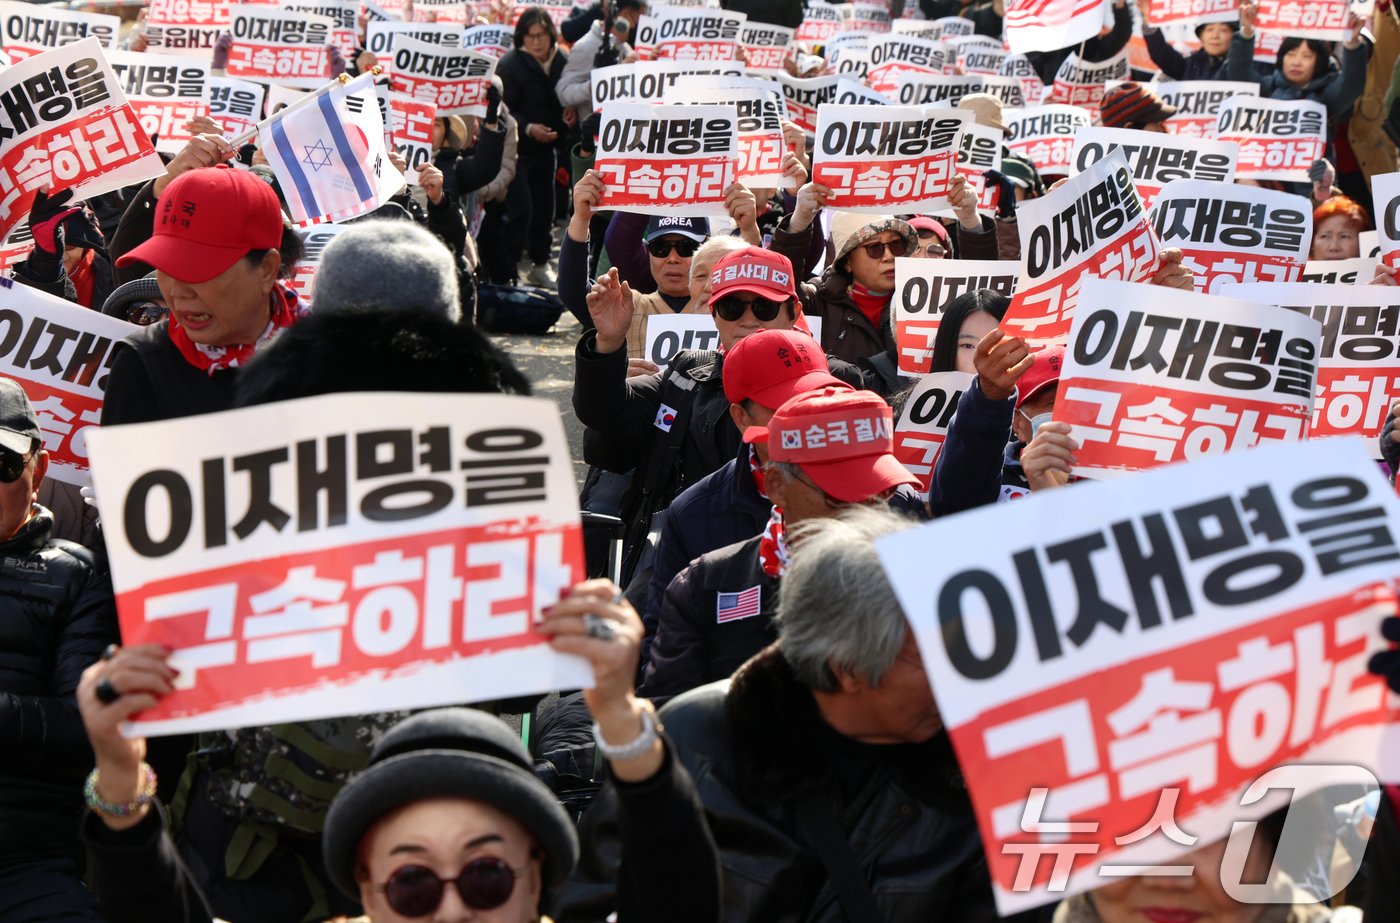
[
  {"x1": 645, "y1": 238, "x2": 699, "y2": 259},
  {"x1": 859, "y1": 239, "x2": 908, "y2": 260},
  {"x1": 375, "y1": 858, "x2": 522, "y2": 916},
  {"x1": 713, "y1": 294, "x2": 786, "y2": 322},
  {"x1": 0, "y1": 447, "x2": 33, "y2": 484},
  {"x1": 126, "y1": 301, "x2": 168, "y2": 326}
]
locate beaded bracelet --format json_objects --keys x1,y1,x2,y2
[{"x1": 83, "y1": 763, "x2": 157, "y2": 818}]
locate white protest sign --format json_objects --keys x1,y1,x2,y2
[
  {"x1": 1004, "y1": 104, "x2": 1093, "y2": 177},
  {"x1": 590, "y1": 59, "x2": 744, "y2": 110},
  {"x1": 87, "y1": 393, "x2": 594, "y2": 737},
  {"x1": 1216, "y1": 95, "x2": 1326, "y2": 183},
  {"x1": 1374, "y1": 171, "x2": 1400, "y2": 272},
  {"x1": 106, "y1": 50, "x2": 211, "y2": 155},
  {"x1": 208, "y1": 75, "x2": 266, "y2": 138},
  {"x1": 288, "y1": 222, "x2": 348, "y2": 301},
  {"x1": 594, "y1": 102, "x2": 737, "y2": 217},
  {"x1": 876, "y1": 434, "x2": 1400, "y2": 915},
  {"x1": 1156, "y1": 80, "x2": 1259, "y2": 138},
  {"x1": 866, "y1": 34, "x2": 953, "y2": 98},
  {"x1": 391, "y1": 37, "x2": 497, "y2": 117},
  {"x1": 739, "y1": 22, "x2": 793, "y2": 74},
  {"x1": 1044, "y1": 50, "x2": 1128, "y2": 117},
  {"x1": 896, "y1": 73, "x2": 1026, "y2": 108},
  {"x1": 893, "y1": 258, "x2": 1018, "y2": 375},
  {"x1": 892, "y1": 370, "x2": 975, "y2": 494},
  {"x1": 810, "y1": 104, "x2": 968, "y2": 214},
  {"x1": 1004, "y1": 0, "x2": 1106, "y2": 53},
  {"x1": 671, "y1": 77, "x2": 787, "y2": 187},
  {"x1": 227, "y1": 5, "x2": 333, "y2": 88},
  {"x1": 0, "y1": 2, "x2": 118, "y2": 61},
  {"x1": 1301, "y1": 257, "x2": 1377, "y2": 285},
  {"x1": 654, "y1": 7, "x2": 745, "y2": 60},
  {"x1": 1070, "y1": 126, "x2": 1237, "y2": 211}
]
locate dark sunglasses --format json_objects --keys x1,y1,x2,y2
[
  {"x1": 714, "y1": 294, "x2": 785, "y2": 322},
  {"x1": 0, "y1": 447, "x2": 32, "y2": 484},
  {"x1": 126, "y1": 301, "x2": 168, "y2": 326},
  {"x1": 859, "y1": 239, "x2": 907, "y2": 259},
  {"x1": 375, "y1": 858, "x2": 521, "y2": 916},
  {"x1": 646, "y1": 238, "x2": 700, "y2": 258}
]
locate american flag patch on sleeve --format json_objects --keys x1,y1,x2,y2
[{"x1": 716, "y1": 586, "x2": 762, "y2": 623}]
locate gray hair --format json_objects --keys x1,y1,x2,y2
[
  {"x1": 689, "y1": 234, "x2": 748, "y2": 285},
  {"x1": 312, "y1": 220, "x2": 461, "y2": 322},
  {"x1": 775, "y1": 505, "x2": 917, "y2": 692}
]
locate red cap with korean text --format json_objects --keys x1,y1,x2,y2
[
  {"x1": 1015, "y1": 345, "x2": 1065, "y2": 409},
  {"x1": 746, "y1": 387, "x2": 919, "y2": 503},
  {"x1": 117, "y1": 166, "x2": 285, "y2": 284},
  {"x1": 709, "y1": 247, "x2": 799, "y2": 304},
  {"x1": 722, "y1": 329, "x2": 849, "y2": 408}
]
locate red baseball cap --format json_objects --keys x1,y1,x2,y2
[
  {"x1": 748, "y1": 387, "x2": 919, "y2": 503},
  {"x1": 1015, "y1": 344, "x2": 1065, "y2": 409},
  {"x1": 709, "y1": 247, "x2": 798, "y2": 304},
  {"x1": 118, "y1": 166, "x2": 285, "y2": 284},
  {"x1": 723, "y1": 329, "x2": 848, "y2": 408}
]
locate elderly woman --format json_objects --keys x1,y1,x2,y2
[{"x1": 1310, "y1": 196, "x2": 1369, "y2": 261}]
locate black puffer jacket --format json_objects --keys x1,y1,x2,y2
[
  {"x1": 557, "y1": 645, "x2": 1008, "y2": 921},
  {"x1": 0, "y1": 506, "x2": 120, "y2": 867}
]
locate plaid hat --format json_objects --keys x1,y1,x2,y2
[
  {"x1": 643, "y1": 215, "x2": 709, "y2": 243},
  {"x1": 323, "y1": 709, "x2": 578, "y2": 900},
  {"x1": 117, "y1": 166, "x2": 284, "y2": 284},
  {"x1": 1015, "y1": 345, "x2": 1065, "y2": 409},
  {"x1": 100, "y1": 276, "x2": 165, "y2": 320},
  {"x1": 722, "y1": 328, "x2": 847, "y2": 408},
  {"x1": 830, "y1": 213, "x2": 917, "y2": 264},
  {"x1": 1099, "y1": 83, "x2": 1178, "y2": 130},
  {"x1": 0, "y1": 378, "x2": 39, "y2": 455},
  {"x1": 710, "y1": 247, "x2": 798, "y2": 303},
  {"x1": 957, "y1": 93, "x2": 1006, "y2": 133},
  {"x1": 747, "y1": 387, "x2": 919, "y2": 502}
]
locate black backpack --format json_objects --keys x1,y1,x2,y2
[{"x1": 475, "y1": 283, "x2": 565, "y2": 335}]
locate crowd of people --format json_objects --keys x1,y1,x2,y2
[{"x1": 1, "y1": 0, "x2": 1399, "y2": 920}]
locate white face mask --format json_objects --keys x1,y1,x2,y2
[{"x1": 1019, "y1": 409, "x2": 1053, "y2": 441}]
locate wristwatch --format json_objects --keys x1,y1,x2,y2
[{"x1": 593, "y1": 704, "x2": 661, "y2": 762}]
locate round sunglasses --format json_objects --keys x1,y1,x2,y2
[
  {"x1": 713, "y1": 294, "x2": 786, "y2": 322},
  {"x1": 375, "y1": 857, "x2": 522, "y2": 917}
]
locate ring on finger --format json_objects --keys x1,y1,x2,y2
[
  {"x1": 101, "y1": 643, "x2": 120, "y2": 662},
  {"x1": 583, "y1": 612, "x2": 619, "y2": 641},
  {"x1": 95, "y1": 678, "x2": 121, "y2": 705}
]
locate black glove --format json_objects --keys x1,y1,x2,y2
[
  {"x1": 1382, "y1": 408, "x2": 1400, "y2": 476},
  {"x1": 28, "y1": 188, "x2": 80, "y2": 255},
  {"x1": 984, "y1": 169, "x2": 1017, "y2": 220},
  {"x1": 1367, "y1": 615, "x2": 1400, "y2": 695},
  {"x1": 484, "y1": 81, "x2": 501, "y2": 125},
  {"x1": 1307, "y1": 158, "x2": 1333, "y2": 185},
  {"x1": 580, "y1": 111, "x2": 602, "y2": 146}
]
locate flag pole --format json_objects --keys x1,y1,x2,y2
[{"x1": 225, "y1": 66, "x2": 382, "y2": 149}]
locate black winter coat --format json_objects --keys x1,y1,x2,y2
[
  {"x1": 100, "y1": 319, "x2": 241, "y2": 425},
  {"x1": 641, "y1": 535, "x2": 777, "y2": 699},
  {"x1": 1144, "y1": 28, "x2": 1229, "y2": 80},
  {"x1": 496, "y1": 48, "x2": 567, "y2": 161},
  {"x1": 557, "y1": 646, "x2": 1009, "y2": 921},
  {"x1": 0, "y1": 507, "x2": 119, "y2": 867}
]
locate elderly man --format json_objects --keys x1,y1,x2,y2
[
  {"x1": 556, "y1": 506, "x2": 1008, "y2": 919},
  {"x1": 0, "y1": 377, "x2": 118, "y2": 922},
  {"x1": 642, "y1": 387, "x2": 922, "y2": 698}
]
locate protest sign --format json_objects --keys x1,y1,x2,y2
[
  {"x1": 1150, "y1": 179, "x2": 1311, "y2": 292},
  {"x1": 1302, "y1": 258, "x2": 1376, "y2": 285},
  {"x1": 739, "y1": 21, "x2": 792, "y2": 73},
  {"x1": 654, "y1": 7, "x2": 744, "y2": 60},
  {"x1": 824, "y1": 30, "x2": 870, "y2": 78},
  {"x1": 875, "y1": 434, "x2": 1400, "y2": 916},
  {"x1": 0, "y1": 39, "x2": 165, "y2": 241},
  {"x1": 106, "y1": 50, "x2": 211, "y2": 156},
  {"x1": 1004, "y1": 104, "x2": 1093, "y2": 177},
  {"x1": 208, "y1": 75, "x2": 266, "y2": 138},
  {"x1": 379, "y1": 87, "x2": 436, "y2": 181},
  {"x1": 1216, "y1": 95, "x2": 1325, "y2": 183},
  {"x1": 365, "y1": 19, "x2": 462, "y2": 75},
  {"x1": 0, "y1": 222, "x2": 32, "y2": 274},
  {"x1": 1156, "y1": 80, "x2": 1259, "y2": 138},
  {"x1": 1375, "y1": 172, "x2": 1400, "y2": 271},
  {"x1": 1045, "y1": 50, "x2": 1128, "y2": 116},
  {"x1": 672, "y1": 77, "x2": 787, "y2": 187},
  {"x1": 288, "y1": 223, "x2": 347, "y2": 301},
  {"x1": 810, "y1": 105, "x2": 967, "y2": 214},
  {"x1": 462, "y1": 23, "x2": 513, "y2": 58},
  {"x1": 146, "y1": 0, "x2": 229, "y2": 56},
  {"x1": 953, "y1": 35, "x2": 1009, "y2": 74},
  {"x1": 1256, "y1": 0, "x2": 1350, "y2": 39},
  {"x1": 86, "y1": 393, "x2": 594, "y2": 737},
  {"x1": 641, "y1": 314, "x2": 822, "y2": 371},
  {"x1": 891, "y1": 17, "x2": 944, "y2": 38},
  {"x1": 1004, "y1": 0, "x2": 1107, "y2": 54},
  {"x1": 227, "y1": 5, "x2": 333, "y2": 88},
  {"x1": 1070, "y1": 126, "x2": 1236, "y2": 211},
  {"x1": 1225, "y1": 282, "x2": 1400, "y2": 457},
  {"x1": 932, "y1": 14, "x2": 976, "y2": 36},
  {"x1": 510, "y1": 2, "x2": 572, "y2": 28},
  {"x1": 892, "y1": 371, "x2": 975, "y2": 493},
  {"x1": 1053, "y1": 278, "x2": 1319, "y2": 475},
  {"x1": 266, "y1": 83, "x2": 308, "y2": 116},
  {"x1": 283, "y1": 0, "x2": 358, "y2": 59},
  {"x1": 795, "y1": 1, "x2": 847, "y2": 44},
  {"x1": 896, "y1": 73, "x2": 1026, "y2": 108},
  {"x1": 591, "y1": 60, "x2": 744, "y2": 109},
  {"x1": 1146, "y1": 0, "x2": 1238, "y2": 25},
  {"x1": 940, "y1": 121, "x2": 1002, "y2": 217},
  {"x1": 1360, "y1": 229, "x2": 1381, "y2": 260},
  {"x1": 849, "y1": 2, "x2": 892, "y2": 31},
  {"x1": 593, "y1": 102, "x2": 737, "y2": 217},
  {"x1": 1000, "y1": 52, "x2": 1047, "y2": 107},
  {"x1": 0, "y1": 277, "x2": 136, "y2": 487},
  {"x1": 893, "y1": 257, "x2": 1018, "y2": 375},
  {"x1": 835, "y1": 78, "x2": 891, "y2": 106},
  {"x1": 866, "y1": 34, "x2": 953, "y2": 98},
  {"x1": 412, "y1": 0, "x2": 472, "y2": 23},
  {"x1": 773, "y1": 73, "x2": 841, "y2": 135},
  {"x1": 0, "y1": 2, "x2": 117, "y2": 62},
  {"x1": 390, "y1": 37, "x2": 497, "y2": 117},
  {"x1": 1002, "y1": 151, "x2": 1159, "y2": 345}
]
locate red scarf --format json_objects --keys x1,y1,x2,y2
[
  {"x1": 69, "y1": 249, "x2": 96, "y2": 308},
  {"x1": 758, "y1": 506, "x2": 790, "y2": 578},
  {"x1": 849, "y1": 281, "x2": 890, "y2": 328},
  {"x1": 167, "y1": 286, "x2": 303, "y2": 376}
]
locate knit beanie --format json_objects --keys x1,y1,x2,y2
[
  {"x1": 1099, "y1": 82, "x2": 1178, "y2": 130},
  {"x1": 312, "y1": 220, "x2": 462, "y2": 321}
]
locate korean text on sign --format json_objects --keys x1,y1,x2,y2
[
  {"x1": 106, "y1": 49, "x2": 211, "y2": 156},
  {"x1": 1002, "y1": 150, "x2": 1160, "y2": 346},
  {"x1": 1215, "y1": 95, "x2": 1325, "y2": 183},
  {"x1": 1053, "y1": 277, "x2": 1320, "y2": 476},
  {"x1": 893, "y1": 258, "x2": 1018, "y2": 375},
  {"x1": 594, "y1": 102, "x2": 737, "y2": 218},
  {"x1": 391, "y1": 37, "x2": 497, "y2": 118},
  {"x1": 1070, "y1": 126, "x2": 1237, "y2": 212},
  {"x1": 810, "y1": 104, "x2": 968, "y2": 214},
  {"x1": 1374, "y1": 171, "x2": 1400, "y2": 272},
  {"x1": 1156, "y1": 81, "x2": 1259, "y2": 139},
  {"x1": 1004, "y1": 104, "x2": 1093, "y2": 177},
  {"x1": 876, "y1": 435, "x2": 1400, "y2": 915},
  {"x1": 0, "y1": 2, "x2": 117, "y2": 61},
  {"x1": 86, "y1": 393, "x2": 594, "y2": 737},
  {"x1": 227, "y1": 5, "x2": 333, "y2": 88},
  {"x1": 892, "y1": 371, "x2": 975, "y2": 493},
  {"x1": 671, "y1": 75, "x2": 788, "y2": 187}
]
